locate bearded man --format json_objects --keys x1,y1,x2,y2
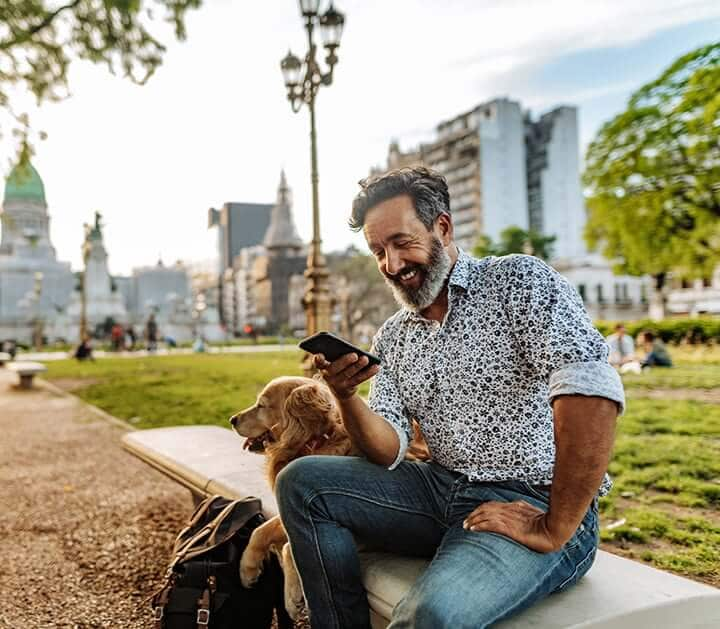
[{"x1": 276, "y1": 167, "x2": 624, "y2": 629}]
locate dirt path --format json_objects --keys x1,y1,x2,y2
[{"x1": 0, "y1": 370, "x2": 191, "y2": 628}]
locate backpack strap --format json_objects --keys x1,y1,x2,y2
[
  {"x1": 151, "y1": 572, "x2": 176, "y2": 629},
  {"x1": 196, "y1": 575, "x2": 216, "y2": 628}
]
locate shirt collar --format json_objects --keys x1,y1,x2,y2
[{"x1": 448, "y1": 248, "x2": 471, "y2": 292}]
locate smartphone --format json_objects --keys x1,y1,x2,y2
[{"x1": 298, "y1": 331, "x2": 381, "y2": 366}]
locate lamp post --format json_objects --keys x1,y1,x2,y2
[{"x1": 280, "y1": 0, "x2": 345, "y2": 337}]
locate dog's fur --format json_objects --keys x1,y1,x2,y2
[{"x1": 229, "y1": 375, "x2": 429, "y2": 618}]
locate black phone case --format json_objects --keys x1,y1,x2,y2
[{"x1": 298, "y1": 332, "x2": 381, "y2": 365}]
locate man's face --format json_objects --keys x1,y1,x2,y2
[{"x1": 363, "y1": 194, "x2": 452, "y2": 312}]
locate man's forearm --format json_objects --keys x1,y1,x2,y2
[
  {"x1": 336, "y1": 394, "x2": 400, "y2": 467},
  {"x1": 547, "y1": 395, "x2": 618, "y2": 546}
]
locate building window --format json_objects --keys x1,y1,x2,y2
[
  {"x1": 577, "y1": 284, "x2": 586, "y2": 301},
  {"x1": 703, "y1": 277, "x2": 712, "y2": 288},
  {"x1": 596, "y1": 284, "x2": 605, "y2": 304}
]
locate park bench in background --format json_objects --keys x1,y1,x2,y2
[
  {"x1": 0, "y1": 352, "x2": 11, "y2": 366},
  {"x1": 6, "y1": 361, "x2": 47, "y2": 388},
  {"x1": 123, "y1": 425, "x2": 720, "y2": 628}
]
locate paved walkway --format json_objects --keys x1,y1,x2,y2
[{"x1": 0, "y1": 368, "x2": 190, "y2": 627}]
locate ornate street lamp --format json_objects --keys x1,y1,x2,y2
[{"x1": 281, "y1": 1, "x2": 345, "y2": 337}]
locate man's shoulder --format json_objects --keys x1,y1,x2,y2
[{"x1": 467, "y1": 253, "x2": 551, "y2": 288}]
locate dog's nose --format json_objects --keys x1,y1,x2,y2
[{"x1": 229, "y1": 415, "x2": 237, "y2": 427}]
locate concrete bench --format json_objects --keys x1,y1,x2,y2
[
  {"x1": 122, "y1": 425, "x2": 720, "y2": 628},
  {"x1": 6, "y1": 361, "x2": 47, "y2": 388},
  {"x1": 0, "y1": 352, "x2": 12, "y2": 366}
]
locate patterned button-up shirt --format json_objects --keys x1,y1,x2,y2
[{"x1": 369, "y1": 250, "x2": 624, "y2": 494}]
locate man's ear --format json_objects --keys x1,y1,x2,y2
[{"x1": 434, "y1": 212, "x2": 453, "y2": 247}]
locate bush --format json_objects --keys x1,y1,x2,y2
[{"x1": 594, "y1": 318, "x2": 720, "y2": 344}]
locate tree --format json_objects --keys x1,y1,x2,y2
[
  {"x1": 327, "y1": 247, "x2": 397, "y2": 343},
  {"x1": 0, "y1": 0, "x2": 201, "y2": 163},
  {"x1": 583, "y1": 42, "x2": 720, "y2": 318},
  {"x1": 473, "y1": 226, "x2": 556, "y2": 260}
]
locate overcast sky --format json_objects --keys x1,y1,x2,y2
[{"x1": 3, "y1": 0, "x2": 720, "y2": 275}]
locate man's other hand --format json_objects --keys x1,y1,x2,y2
[
  {"x1": 462, "y1": 500, "x2": 566, "y2": 553},
  {"x1": 314, "y1": 352, "x2": 380, "y2": 400}
]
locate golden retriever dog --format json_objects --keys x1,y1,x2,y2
[{"x1": 229, "y1": 375, "x2": 429, "y2": 618}]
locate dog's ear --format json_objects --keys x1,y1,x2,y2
[{"x1": 283, "y1": 382, "x2": 336, "y2": 434}]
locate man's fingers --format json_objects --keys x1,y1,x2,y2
[
  {"x1": 346, "y1": 363, "x2": 379, "y2": 386},
  {"x1": 313, "y1": 353, "x2": 330, "y2": 369},
  {"x1": 324, "y1": 352, "x2": 361, "y2": 376}
]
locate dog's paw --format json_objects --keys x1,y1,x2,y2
[
  {"x1": 282, "y1": 543, "x2": 305, "y2": 620},
  {"x1": 239, "y1": 551, "x2": 264, "y2": 588},
  {"x1": 284, "y1": 578, "x2": 305, "y2": 621}
]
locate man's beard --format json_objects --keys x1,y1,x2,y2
[{"x1": 384, "y1": 237, "x2": 452, "y2": 312}]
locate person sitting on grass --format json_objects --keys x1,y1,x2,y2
[
  {"x1": 639, "y1": 330, "x2": 673, "y2": 368},
  {"x1": 74, "y1": 335, "x2": 94, "y2": 361},
  {"x1": 606, "y1": 323, "x2": 637, "y2": 368}
]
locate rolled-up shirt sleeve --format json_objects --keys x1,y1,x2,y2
[
  {"x1": 369, "y1": 327, "x2": 412, "y2": 469},
  {"x1": 503, "y1": 255, "x2": 625, "y2": 413}
]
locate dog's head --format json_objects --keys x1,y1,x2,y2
[{"x1": 229, "y1": 376, "x2": 339, "y2": 452}]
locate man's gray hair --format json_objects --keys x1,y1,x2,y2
[{"x1": 349, "y1": 166, "x2": 451, "y2": 232}]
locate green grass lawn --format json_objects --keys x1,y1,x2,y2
[
  {"x1": 44, "y1": 345, "x2": 720, "y2": 586},
  {"x1": 44, "y1": 352, "x2": 306, "y2": 429}
]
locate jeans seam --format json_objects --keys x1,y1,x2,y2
[
  {"x1": 305, "y1": 497, "x2": 342, "y2": 629},
  {"x1": 443, "y1": 477, "x2": 466, "y2": 522},
  {"x1": 303, "y1": 489, "x2": 447, "y2": 529},
  {"x1": 555, "y1": 543, "x2": 597, "y2": 591}
]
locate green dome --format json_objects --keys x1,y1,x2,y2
[{"x1": 4, "y1": 162, "x2": 46, "y2": 204}]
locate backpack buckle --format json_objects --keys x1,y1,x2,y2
[
  {"x1": 153, "y1": 606, "x2": 164, "y2": 620},
  {"x1": 197, "y1": 609, "x2": 210, "y2": 625}
]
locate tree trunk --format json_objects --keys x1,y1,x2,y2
[{"x1": 648, "y1": 272, "x2": 667, "y2": 320}]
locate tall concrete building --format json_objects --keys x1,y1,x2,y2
[
  {"x1": 525, "y1": 106, "x2": 586, "y2": 261},
  {"x1": 213, "y1": 173, "x2": 307, "y2": 334},
  {"x1": 383, "y1": 98, "x2": 527, "y2": 250},
  {"x1": 208, "y1": 200, "x2": 273, "y2": 326}
]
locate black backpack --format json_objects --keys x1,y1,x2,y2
[{"x1": 151, "y1": 495, "x2": 292, "y2": 629}]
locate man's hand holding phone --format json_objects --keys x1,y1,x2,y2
[
  {"x1": 313, "y1": 351, "x2": 380, "y2": 400},
  {"x1": 299, "y1": 332, "x2": 381, "y2": 400}
]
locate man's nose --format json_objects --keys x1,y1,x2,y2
[{"x1": 385, "y1": 249, "x2": 402, "y2": 276}]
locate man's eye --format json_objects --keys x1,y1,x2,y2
[{"x1": 373, "y1": 250, "x2": 385, "y2": 259}]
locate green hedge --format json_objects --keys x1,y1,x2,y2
[{"x1": 594, "y1": 318, "x2": 720, "y2": 344}]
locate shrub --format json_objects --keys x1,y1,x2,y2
[{"x1": 594, "y1": 318, "x2": 720, "y2": 344}]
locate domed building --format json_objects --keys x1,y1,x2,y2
[{"x1": 0, "y1": 161, "x2": 74, "y2": 343}]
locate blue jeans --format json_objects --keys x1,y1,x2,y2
[{"x1": 276, "y1": 456, "x2": 599, "y2": 629}]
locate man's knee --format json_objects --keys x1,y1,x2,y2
[{"x1": 275, "y1": 456, "x2": 330, "y2": 514}]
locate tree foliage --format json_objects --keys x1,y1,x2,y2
[
  {"x1": 583, "y1": 42, "x2": 720, "y2": 290},
  {"x1": 473, "y1": 225, "x2": 556, "y2": 260},
  {"x1": 0, "y1": 0, "x2": 201, "y2": 162}
]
